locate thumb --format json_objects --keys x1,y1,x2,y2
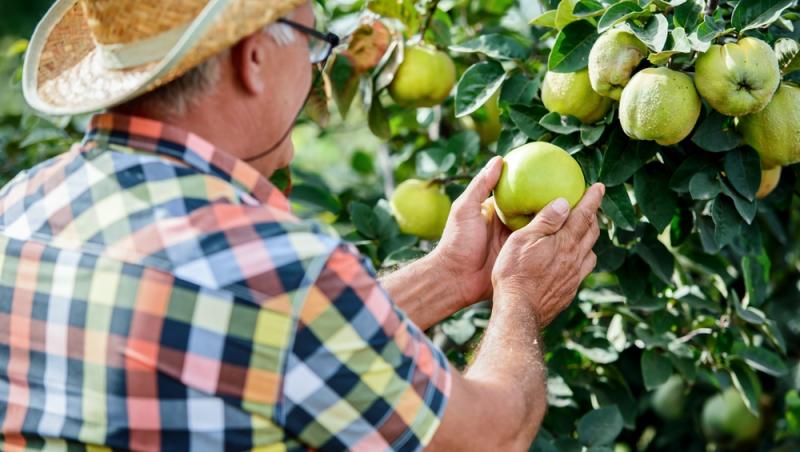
[
  {"x1": 453, "y1": 156, "x2": 504, "y2": 216},
  {"x1": 520, "y1": 197, "x2": 571, "y2": 240}
]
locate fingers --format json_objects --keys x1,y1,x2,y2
[
  {"x1": 452, "y1": 157, "x2": 504, "y2": 217},
  {"x1": 564, "y1": 183, "x2": 605, "y2": 237},
  {"x1": 579, "y1": 252, "x2": 597, "y2": 281},
  {"x1": 578, "y1": 215, "x2": 602, "y2": 257},
  {"x1": 518, "y1": 197, "x2": 571, "y2": 241}
]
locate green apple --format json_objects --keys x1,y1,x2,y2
[
  {"x1": 652, "y1": 375, "x2": 686, "y2": 421},
  {"x1": 471, "y1": 92, "x2": 502, "y2": 145},
  {"x1": 695, "y1": 37, "x2": 780, "y2": 117},
  {"x1": 738, "y1": 83, "x2": 800, "y2": 168},
  {"x1": 619, "y1": 67, "x2": 701, "y2": 145},
  {"x1": 588, "y1": 29, "x2": 649, "y2": 100},
  {"x1": 756, "y1": 166, "x2": 781, "y2": 199},
  {"x1": 494, "y1": 142, "x2": 586, "y2": 231},
  {"x1": 541, "y1": 69, "x2": 613, "y2": 124},
  {"x1": 389, "y1": 44, "x2": 456, "y2": 108},
  {"x1": 390, "y1": 179, "x2": 451, "y2": 240},
  {"x1": 702, "y1": 387, "x2": 762, "y2": 444}
]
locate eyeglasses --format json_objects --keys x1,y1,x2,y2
[{"x1": 277, "y1": 19, "x2": 340, "y2": 65}]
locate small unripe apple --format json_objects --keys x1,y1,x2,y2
[
  {"x1": 738, "y1": 83, "x2": 800, "y2": 168},
  {"x1": 390, "y1": 179, "x2": 451, "y2": 240},
  {"x1": 493, "y1": 142, "x2": 586, "y2": 231},
  {"x1": 541, "y1": 69, "x2": 613, "y2": 124},
  {"x1": 702, "y1": 387, "x2": 762, "y2": 444},
  {"x1": 588, "y1": 29, "x2": 649, "y2": 100},
  {"x1": 389, "y1": 44, "x2": 456, "y2": 108}
]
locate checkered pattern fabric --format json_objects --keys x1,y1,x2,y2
[{"x1": 0, "y1": 114, "x2": 451, "y2": 451}]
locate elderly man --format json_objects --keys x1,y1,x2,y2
[{"x1": 2, "y1": 0, "x2": 604, "y2": 450}]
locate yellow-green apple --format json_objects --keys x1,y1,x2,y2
[
  {"x1": 390, "y1": 179, "x2": 451, "y2": 240},
  {"x1": 493, "y1": 142, "x2": 586, "y2": 231},
  {"x1": 738, "y1": 83, "x2": 800, "y2": 168},
  {"x1": 652, "y1": 375, "x2": 686, "y2": 421},
  {"x1": 695, "y1": 37, "x2": 780, "y2": 117},
  {"x1": 541, "y1": 69, "x2": 613, "y2": 124},
  {"x1": 588, "y1": 29, "x2": 649, "y2": 100},
  {"x1": 619, "y1": 67, "x2": 701, "y2": 145},
  {"x1": 702, "y1": 387, "x2": 762, "y2": 444},
  {"x1": 756, "y1": 166, "x2": 781, "y2": 199},
  {"x1": 389, "y1": 44, "x2": 456, "y2": 108}
]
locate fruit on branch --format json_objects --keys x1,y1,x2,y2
[
  {"x1": 463, "y1": 91, "x2": 502, "y2": 145},
  {"x1": 652, "y1": 375, "x2": 686, "y2": 421},
  {"x1": 390, "y1": 179, "x2": 451, "y2": 240},
  {"x1": 389, "y1": 44, "x2": 456, "y2": 108},
  {"x1": 738, "y1": 83, "x2": 800, "y2": 168},
  {"x1": 494, "y1": 142, "x2": 586, "y2": 231},
  {"x1": 588, "y1": 29, "x2": 649, "y2": 100},
  {"x1": 701, "y1": 387, "x2": 763, "y2": 444},
  {"x1": 541, "y1": 69, "x2": 613, "y2": 124},
  {"x1": 343, "y1": 20, "x2": 392, "y2": 73},
  {"x1": 694, "y1": 37, "x2": 780, "y2": 117},
  {"x1": 756, "y1": 166, "x2": 782, "y2": 199},
  {"x1": 619, "y1": 67, "x2": 701, "y2": 145}
]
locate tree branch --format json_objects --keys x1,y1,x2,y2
[{"x1": 420, "y1": 0, "x2": 442, "y2": 40}]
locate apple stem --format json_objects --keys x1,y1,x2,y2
[{"x1": 420, "y1": 0, "x2": 442, "y2": 42}]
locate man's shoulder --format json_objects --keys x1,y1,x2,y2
[{"x1": 0, "y1": 147, "x2": 346, "y2": 302}]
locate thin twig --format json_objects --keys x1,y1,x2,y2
[{"x1": 420, "y1": 0, "x2": 442, "y2": 40}]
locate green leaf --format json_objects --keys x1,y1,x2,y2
[
  {"x1": 539, "y1": 111, "x2": 582, "y2": 134},
  {"x1": 599, "y1": 133, "x2": 658, "y2": 186},
  {"x1": 724, "y1": 147, "x2": 762, "y2": 201},
  {"x1": 593, "y1": 232, "x2": 626, "y2": 271},
  {"x1": 549, "y1": 20, "x2": 598, "y2": 72},
  {"x1": 367, "y1": 0, "x2": 420, "y2": 36},
  {"x1": 367, "y1": 97, "x2": 391, "y2": 139},
  {"x1": 669, "y1": 154, "x2": 716, "y2": 192},
  {"x1": 673, "y1": 0, "x2": 703, "y2": 30},
  {"x1": 508, "y1": 104, "x2": 548, "y2": 140},
  {"x1": 416, "y1": 148, "x2": 456, "y2": 178},
  {"x1": 720, "y1": 181, "x2": 757, "y2": 224},
  {"x1": 597, "y1": 1, "x2": 644, "y2": 33},
  {"x1": 580, "y1": 123, "x2": 605, "y2": 146},
  {"x1": 731, "y1": 0, "x2": 795, "y2": 32},
  {"x1": 577, "y1": 406, "x2": 624, "y2": 446},
  {"x1": 641, "y1": 350, "x2": 673, "y2": 390},
  {"x1": 733, "y1": 346, "x2": 788, "y2": 377},
  {"x1": 497, "y1": 129, "x2": 529, "y2": 156},
  {"x1": 629, "y1": 14, "x2": 669, "y2": 52},
  {"x1": 775, "y1": 38, "x2": 800, "y2": 75},
  {"x1": 290, "y1": 184, "x2": 342, "y2": 215},
  {"x1": 647, "y1": 27, "x2": 692, "y2": 64},
  {"x1": 442, "y1": 315, "x2": 477, "y2": 345},
  {"x1": 500, "y1": 73, "x2": 540, "y2": 104},
  {"x1": 555, "y1": 0, "x2": 581, "y2": 29},
  {"x1": 447, "y1": 131, "x2": 481, "y2": 164},
  {"x1": 328, "y1": 54, "x2": 360, "y2": 119},
  {"x1": 568, "y1": 337, "x2": 619, "y2": 363},
  {"x1": 730, "y1": 290, "x2": 767, "y2": 325},
  {"x1": 711, "y1": 196, "x2": 742, "y2": 247},
  {"x1": 573, "y1": 0, "x2": 606, "y2": 17},
  {"x1": 531, "y1": 9, "x2": 557, "y2": 28},
  {"x1": 350, "y1": 202, "x2": 380, "y2": 239},
  {"x1": 449, "y1": 34, "x2": 529, "y2": 61},
  {"x1": 691, "y1": 111, "x2": 743, "y2": 152},
  {"x1": 634, "y1": 164, "x2": 678, "y2": 233},
  {"x1": 688, "y1": 171, "x2": 721, "y2": 200},
  {"x1": 729, "y1": 360, "x2": 762, "y2": 416},
  {"x1": 601, "y1": 184, "x2": 636, "y2": 231},
  {"x1": 634, "y1": 232, "x2": 675, "y2": 285},
  {"x1": 454, "y1": 61, "x2": 507, "y2": 118},
  {"x1": 742, "y1": 252, "x2": 770, "y2": 306},
  {"x1": 618, "y1": 257, "x2": 647, "y2": 302}
]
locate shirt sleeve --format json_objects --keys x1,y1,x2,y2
[{"x1": 278, "y1": 242, "x2": 452, "y2": 451}]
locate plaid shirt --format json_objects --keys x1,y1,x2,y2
[{"x1": 0, "y1": 114, "x2": 451, "y2": 451}]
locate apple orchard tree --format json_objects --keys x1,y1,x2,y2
[{"x1": 3, "y1": 0, "x2": 800, "y2": 450}]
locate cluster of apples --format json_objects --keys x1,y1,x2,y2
[{"x1": 543, "y1": 29, "x2": 800, "y2": 200}]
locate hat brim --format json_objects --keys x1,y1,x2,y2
[{"x1": 23, "y1": 0, "x2": 306, "y2": 116}]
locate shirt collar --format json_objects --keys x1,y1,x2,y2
[{"x1": 81, "y1": 113, "x2": 291, "y2": 212}]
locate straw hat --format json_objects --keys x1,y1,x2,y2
[{"x1": 23, "y1": 0, "x2": 306, "y2": 115}]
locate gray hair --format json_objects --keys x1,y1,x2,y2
[{"x1": 133, "y1": 20, "x2": 297, "y2": 116}]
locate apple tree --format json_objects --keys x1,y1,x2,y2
[{"x1": 301, "y1": 0, "x2": 800, "y2": 450}]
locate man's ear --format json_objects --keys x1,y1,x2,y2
[{"x1": 232, "y1": 33, "x2": 268, "y2": 95}]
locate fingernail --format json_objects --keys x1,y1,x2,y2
[
  {"x1": 553, "y1": 198, "x2": 570, "y2": 214},
  {"x1": 598, "y1": 183, "x2": 606, "y2": 195}
]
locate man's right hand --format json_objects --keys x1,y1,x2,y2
[{"x1": 491, "y1": 183, "x2": 605, "y2": 326}]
